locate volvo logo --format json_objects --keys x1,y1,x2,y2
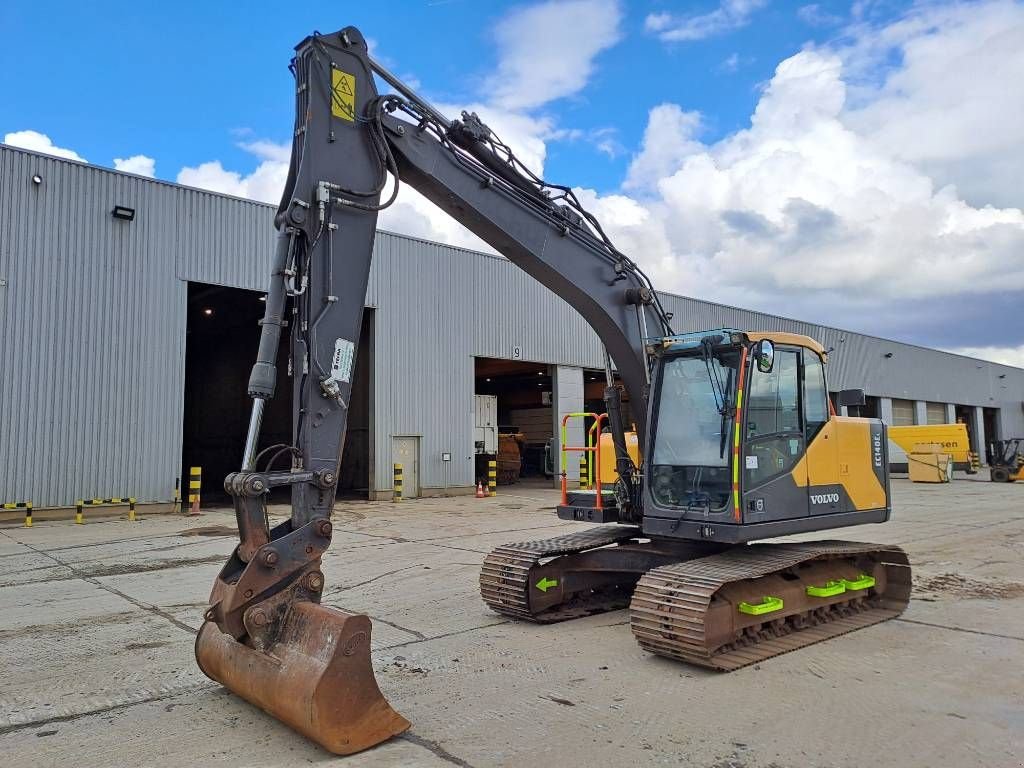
[{"x1": 811, "y1": 493, "x2": 840, "y2": 505}]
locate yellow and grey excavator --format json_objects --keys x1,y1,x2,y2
[{"x1": 195, "y1": 26, "x2": 911, "y2": 755}]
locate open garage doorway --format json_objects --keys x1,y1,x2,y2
[
  {"x1": 474, "y1": 357, "x2": 554, "y2": 488},
  {"x1": 180, "y1": 283, "x2": 373, "y2": 503},
  {"x1": 473, "y1": 358, "x2": 633, "y2": 490}
]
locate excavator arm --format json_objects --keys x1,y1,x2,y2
[{"x1": 196, "y1": 26, "x2": 670, "y2": 755}]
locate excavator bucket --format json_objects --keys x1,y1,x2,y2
[{"x1": 195, "y1": 602, "x2": 410, "y2": 755}]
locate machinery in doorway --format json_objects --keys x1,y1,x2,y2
[
  {"x1": 193, "y1": 26, "x2": 911, "y2": 756},
  {"x1": 988, "y1": 438, "x2": 1023, "y2": 482}
]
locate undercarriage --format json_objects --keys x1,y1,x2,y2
[{"x1": 481, "y1": 526, "x2": 911, "y2": 669}]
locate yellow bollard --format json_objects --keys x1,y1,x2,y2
[
  {"x1": 75, "y1": 500, "x2": 84, "y2": 525},
  {"x1": 172, "y1": 477, "x2": 181, "y2": 514},
  {"x1": 393, "y1": 464, "x2": 403, "y2": 502},
  {"x1": 128, "y1": 498, "x2": 137, "y2": 522},
  {"x1": 189, "y1": 467, "x2": 202, "y2": 516},
  {"x1": 488, "y1": 460, "x2": 497, "y2": 497},
  {"x1": 24, "y1": 502, "x2": 32, "y2": 528}
]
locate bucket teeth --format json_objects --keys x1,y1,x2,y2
[{"x1": 195, "y1": 602, "x2": 409, "y2": 755}]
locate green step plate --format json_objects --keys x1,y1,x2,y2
[
  {"x1": 842, "y1": 574, "x2": 876, "y2": 591},
  {"x1": 738, "y1": 596, "x2": 784, "y2": 616},
  {"x1": 806, "y1": 580, "x2": 846, "y2": 598}
]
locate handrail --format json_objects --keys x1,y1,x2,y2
[{"x1": 559, "y1": 412, "x2": 607, "y2": 509}]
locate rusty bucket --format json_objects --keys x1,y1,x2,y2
[{"x1": 195, "y1": 602, "x2": 410, "y2": 755}]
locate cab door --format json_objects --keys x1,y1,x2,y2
[
  {"x1": 741, "y1": 347, "x2": 809, "y2": 522},
  {"x1": 801, "y1": 349, "x2": 844, "y2": 516}
]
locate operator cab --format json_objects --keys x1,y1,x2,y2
[{"x1": 557, "y1": 329, "x2": 891, "y2": 544}]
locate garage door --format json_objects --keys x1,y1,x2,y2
[
  {"x1": 926, "y1": 402, "x2": 947, "y2": 425},
  {"x1": 891, "y1": 398, "x2": 915, "y2": 426}
]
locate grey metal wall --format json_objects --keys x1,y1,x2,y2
[
  {"x1": 1, "y1": 148, "x2": 187, "y2": 506},
  {"x1": 3, "y1": 145, "x2": 1022, "y2": 505},
  {"x1": 365, "y1": 232, "x2": 1024, "y2": 492}
]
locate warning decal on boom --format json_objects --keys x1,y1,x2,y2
[{"x1": 331, "y1": 68, "x2": 356, "y2": 122}]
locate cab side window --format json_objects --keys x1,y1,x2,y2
[
  {"x1": 745, "y1": 349, "x2": 801, "y2": 486},
  {"x1": 803, "y1": 350, "x2": 829, "y2": 441},
  {"x1": 746, "y1": 349, "x2": 799, "y2": 437}
]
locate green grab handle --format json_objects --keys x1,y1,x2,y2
[
  {"x1": 842, "y1": 574, "x2": 876, "y2": 591},
  {"x1": 806, "y1": 580, "x2": 846, "y2": 598},
  {"x1": 738, "y1": 596, "x2": 784, "y2": 616}
]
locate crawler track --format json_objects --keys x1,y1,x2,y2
[
  {"x1": 629, "y1": 541, "x2": 911, "y2": 670},
  {"x1": 479, "y1": 526, "x2": 642, "y2": 622}
]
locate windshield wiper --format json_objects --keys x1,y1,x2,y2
[
  {"x1": 718, "y1": 367, "x2": 735, "y2": 459},
  {"x1": 700, "y1": 337, "x2": 733, "y2": 459}
]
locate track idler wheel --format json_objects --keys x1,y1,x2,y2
[{"x1": 195, "y1": 602, "x2": 410, "y2": 755}]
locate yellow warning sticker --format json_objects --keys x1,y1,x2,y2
[{"x1": 331, "y1": 68, "x2": 356, "y2": 122}]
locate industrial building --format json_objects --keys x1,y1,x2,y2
[{"x1": 2, "y1": 143, "x2": 1022, "y2": 507}]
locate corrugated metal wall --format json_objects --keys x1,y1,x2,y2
[
  {"x1": 0, "y1": 148, "x2": 186, "y2": 505},
  {"x1": 3, "y1": 145, "x2": 1022, "y2": 504}
]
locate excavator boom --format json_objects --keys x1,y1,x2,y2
[{"x1": 195, "y1": 25, "x2": 668, "y2": 754}]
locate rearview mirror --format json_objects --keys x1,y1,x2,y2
[
  {"x1": 838, "y1": 388, "x2": 866, "y2": 407},
  {"x1": 753, "y1": 339, "x2": 774, "y2": 373}
]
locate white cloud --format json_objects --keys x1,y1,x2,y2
[
  {"x1": 579, "y1": 41, "x2": 1024, "y2": 321},
  {"x1": 176, "y1": 141, "x2": 289, "y2": 204},
  {"x1": 645, "y1": 0, "x2": 768, "y2": 42},
  {"x1": 842, "y1": 0, "x2": 1024, "y2": 209},
  {"x1": 797, "y1": 4, "x2": 843, "y2": 27},
  {"x1": 949, "y1": 345, "x2": 1024, "y2": 369},
  {"x1": 624, "y1": 104, "x2": 703, "y2": 192},
  {"x1": 113, "y1": 155, "x2": 156, "y2": 177},
  {"x1": 3, "y1": 130, "x2": 86, "y2": 161},
  {"x1": 487, "y1": 0, "x2": 622, "y2": 110}
]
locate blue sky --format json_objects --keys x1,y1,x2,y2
[
  {"x1": 3, "y1": 0, "x2": 1024, "y2": 364},
  {"x1": 2, "y1": 0, "x2": 889, "y2": 192}
]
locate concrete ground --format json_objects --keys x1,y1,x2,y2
[{"x1": 1, "y1": 478, "x2": 1021, "y2": 768}]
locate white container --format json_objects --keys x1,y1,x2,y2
[{"x1": 474, "y1": 394, "x2": 498, "y2": 454}]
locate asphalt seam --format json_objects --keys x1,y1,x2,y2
[
  {"x1": 894, "y1": 617, "x2": 1024, "y2": 642},
  {"x1": 400, "y1": 732, "x2": 476, "y2": 768},
  {"x1": 9, "y1": 537, "x2": 200, "y2": 636},
  {"x1": 379, "y1": 619, "x2": 512, "y2": 651},
  {"x1": 0, "y1": 683, "x2": 216, "y2": 737}
]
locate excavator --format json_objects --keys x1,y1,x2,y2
[{"x1": 195, "y1": 26, "x2": 912, "y2": 755}]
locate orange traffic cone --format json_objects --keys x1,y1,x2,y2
[{"x1": 475, "y1": 481, "x2": 486, "y2": 498}]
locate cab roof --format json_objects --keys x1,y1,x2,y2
[
  {"x1": 658, "y1": 328, "x2": 826, "y2": 358},
  {"x1": 745, "y1": 331, "x2": 826, "y2": 358}
]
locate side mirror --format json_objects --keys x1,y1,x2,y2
[
  {"x1": 752, "y1": 339, "x2": 774, "y2": 373},
  {"x1": 838, "y1": 388, "x2": 866, "y2": 408}
]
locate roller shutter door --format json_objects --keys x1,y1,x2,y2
[
  {"x1": 926, "y1": 402, "x2": 947, "y2": 425},
  {"x1": 891, "y1": 398, "x2": 915, "y2": 426}
]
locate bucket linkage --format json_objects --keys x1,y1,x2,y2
[{"x1": 195, "y1": 471, "x2": 409, "y2": 755}]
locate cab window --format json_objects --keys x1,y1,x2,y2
[
  {"x1": 746, "y1": 349, "x2": 799, "y2": 437},
  {"x1": 803, "y1": 349, "x2": 829, "y2": 441},
  {"x1": 745, "y1": 348, "x2": 801, "y2": 486}
]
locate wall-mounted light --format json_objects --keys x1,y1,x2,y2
[
  {"x1": 998, "y1": 373, "x2": 1007, "y2": 379},
  {"x1": 31, "y1": 174, "x2": 42, "y2": 185},
  {"x1": 112, "y1": 205, "x2": 135, "y2": 221},
  {"x1": 883, "y1": 352, "x2": 894, "y2": 359}
]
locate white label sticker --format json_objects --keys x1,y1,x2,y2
[
  {"x1": 330, "y1": 338, "x2": 355, "y2": 383},
  {"x1": 745, "y1": 455, "x2": 758, "y2": 469}
]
